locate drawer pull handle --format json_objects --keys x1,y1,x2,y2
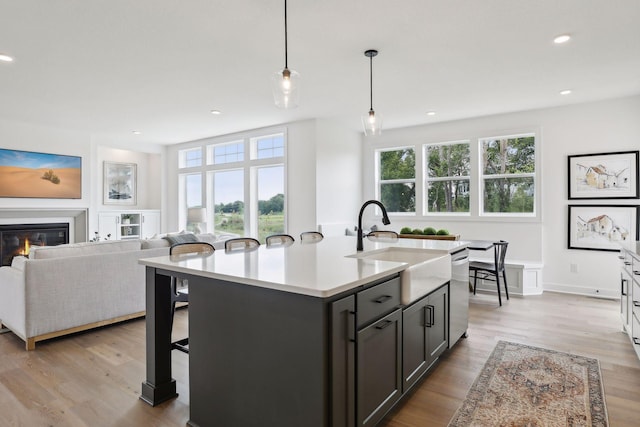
[
  {"x1": 425, "y1": 305, "x2": 435, "y2": 327},
  {"x1": 618, "y1": 255, "x2": 625, "y2": 260},
  {"x1": 373, "y1": 295, "x2": 392, "y2": 304},
  {"x1": 634, "y1": 270, "x2": 640, "y2": 276},
  {"x1": 375, "y1": 320, "x2": 393, "y2": 330},
  {"x1": 634, "y1": 301, "x2": 640, "y2": 308},
  {"x1": 634, "y1": 337, "x2": 640, "y2": 346},
  {"x1": 624, "y1": 262, "x2": 631, "y2": 265},
  {"x1": 622, "y1": 278, "x2": 628, "y2": 296}
]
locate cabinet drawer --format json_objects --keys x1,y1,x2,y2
[
  {"x1": 633, "y1": 280, "x2": 640, "y2": 320},
  {"x1": 357, "y1": 276, "x2": 401, "y2": 328}
]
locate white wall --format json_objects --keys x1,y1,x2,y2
[
  {"x1": 315, "y1": 119, "x2": 362, "y2": 231},
  {"x1": 362, "y1": 95, "x2": 640, "y2": 298},
  {"x1": 0, "y1": 118, "x2": 164, "y2": 238}
]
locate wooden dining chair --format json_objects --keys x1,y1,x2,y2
[
  {"x1": 225, "y1": 237, "x2": 261, "y2": 252},
  {"x1": 300, "y1": 231, "x2": 324, "y2": 243},
  {"x1": 265, "y1": 234, "x2": 295, "y2": 247},
  {"x1": 366, "y1": 230, "x2": 399, "y2": 241},
  {"x1": 169, "y1": 241, "x2": 215, "y2": 353},
  {"x1": 469, "y1": 240, "x2": 509, "y2": 306}
]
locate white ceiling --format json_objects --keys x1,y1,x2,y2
[{"x1": 1, "y1": 0, "x2": 639, "y2": 146}]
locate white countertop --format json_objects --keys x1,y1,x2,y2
[{"x1": 139, "y1": 236, "x2": 469, "y2": 298}]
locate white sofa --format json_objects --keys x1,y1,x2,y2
[{"x1": 0, "y1": 232, "x2": 235, "y2": 350}]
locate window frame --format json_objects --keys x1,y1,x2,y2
[
  {"x1": 375, "y1": 146, "x2": 417, "y2": 216},
  {"x1": 478, "y1": 133, "x2": 537, "y2": 217},
  {"x1": 423, "y1": 140, "x2": 471, "y2": 216},
  {"x1": 177, "y1": 127, "x2": 288, "y2": 237}
]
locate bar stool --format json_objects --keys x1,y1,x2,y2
[
  {"x1": 266, "y1": 234, "x2": 295, "y2": 247},
  {"x1": 366, "y1": 230, "x2": 399, "y2": 241},
  {"x1": 225, "y1": 237, "x2": 261, "y2": 252},
  {"x1": 300, "y1": 231, "x2": 323, "y2": 243},
  {"x1": 169, "y1": 242, "x2": 215, "y2": 353}
]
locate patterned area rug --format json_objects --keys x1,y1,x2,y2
[{"x1": 448, "y1": 341, "x2": 608, "y2": 427}]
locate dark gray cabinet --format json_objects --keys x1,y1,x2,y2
[
  {"x1": 331, "y1": 295, "x2": 356, "y2": 427},
  {"x1": 402, "y1": 284, "x2": 448, "y2": 392},
  {"x1": 357, "y1": 308, "x2": 402, "y2": 427}
]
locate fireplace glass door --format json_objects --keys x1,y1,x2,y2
[{"x1": 0, "y1": 223, "x2": 69, "y2": 266}]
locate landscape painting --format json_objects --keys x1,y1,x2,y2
[
  {"x1": 568, "y1": 151, "x2": 639, "y2": 199},
  {"x1": 0, "y1": 148, "x2": 82, "y2": 199},
  {"x1": 568, "y1": 205, "x2": 639, "y2": 251}
]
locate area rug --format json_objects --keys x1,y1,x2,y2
[{"x1": 448, "y1": 341, "x2": 608, "y2": 427}]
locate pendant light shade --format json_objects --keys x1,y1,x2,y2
[
  {"x1": 272, "y1": 0, "x2": 299, "y2": 109},
  {"x1": 362, "y1": 49, "x2": 382, "y2": 136}
]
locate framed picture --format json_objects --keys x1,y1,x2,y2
[
  {"x1": 568, "y1": 205, "x2": 639, "y2": 251},
  {"x1": 568, "y1": 151, "x2": 639, "y2": 199},
  {"x1": 0, "y1": 148, "x2": 82, "y2": 199},
  {"x1": 103, "y1": 161, "x2": 136, "y2": 205}
]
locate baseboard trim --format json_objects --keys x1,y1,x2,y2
[{"x1": 543, "y1": 283, "x2": 618, "y2": 300}]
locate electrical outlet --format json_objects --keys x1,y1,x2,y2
[{"x1": 570, "y1": 263, "x2": 578, "y2": 273}]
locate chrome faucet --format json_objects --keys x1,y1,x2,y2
[{"x1": 357, "y1": 200, "x2": 391, "y2": 251}]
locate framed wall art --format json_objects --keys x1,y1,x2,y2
[
  {"x1": 568, "y1": 204, "x2": 639, "y2": 251},
  {"x1": 0, "y1": 148, "x2": 82, "y2": 199},
  {"x1": 568, "y1": 150, "x2": 639, "y2": 199},
  {"x1": 103, "y1": 161, "x2": 136, "y2": 205}
]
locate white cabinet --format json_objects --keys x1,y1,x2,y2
[
  {"x1": 620, "y1": 248, "x2": 640, "y2": 361},
  {"x1": 97, "y1": 210, "x2": 160, "y2": 241},
  {"x1": 140, "y1": 211, "x2": 161, "y2": 239}
]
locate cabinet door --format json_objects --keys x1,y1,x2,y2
[
  {"x1": 141, "y1": 211, "x2": 160, "y2": 239},
  {"x1": 402, "y1": 297, "x2": 429, "y2": 392},
  {"x1": 98, "y1": 213, "x2": 120, "y2": 240},
  {"x1": 331, "y1": 295, "x2": 355, "y2": 427},
  {"x1": 426, "y1": 285, "x2": 449, "y2": 362},
  {"x1": 357, "y1": 309, "x2": 402, "y2": 427}
]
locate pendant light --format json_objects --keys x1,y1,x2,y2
[
  {"x1": 362, "y1": 49, "x2": 382, "y2": 136},
  {"x1": 272, "y1": 0, "x2": 299, "y2": 109}
]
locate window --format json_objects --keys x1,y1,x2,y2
[
  {"x1": 374, "y1": 131, "x2": 537, "y2": 220},
  {"x1": 178, "y1": 129, "x2": 286, "y2": 241},
  {"x1": 377, "y1": 148, "x2": 416, "y2": 213},
  {"x1": 179, "y1": 173, "x2": 203, "y2": 233},
  {"x1": 208, "y1": 141, "x2": 244, "y2": 165},
  {"x1": 179, "y1": 148, "x2": 202, "y2": 168},
  {"x1": 424, "y1": 141, "x2": 470, "y2": 214},
  {"x1": 480, "y1": 134, "x2": 536, "y2": 215},
  {"x1": 253, "y1": 134, "x2": 284, "y2": 159},
  {"x1": 257, "y1": 165, "x2": 285, "y2": 241},
  {"x1": 209, "y1": 169, "x2": 245, "y2": 236}
]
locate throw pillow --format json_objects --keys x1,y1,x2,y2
[{"x1": 163, "y1": 233, "x2": 199, "y2": 245}]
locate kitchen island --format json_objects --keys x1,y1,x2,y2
[{"x1": 139, "y1": 236, "x2": 470, "y2": 427}]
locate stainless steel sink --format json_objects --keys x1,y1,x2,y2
[{"x1": 350, "y1": 247, "x2": 451, "y2": 304}]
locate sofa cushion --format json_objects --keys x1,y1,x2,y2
[
  {"x1": 29, "y1": 239, "x2": 141, "y2": 259},
  {"x1": 11, "y1": 256, "x2": 27, "y2": 271},
  {"x1": 141, "y1": 238, "x2": 170, "y2": 249}
]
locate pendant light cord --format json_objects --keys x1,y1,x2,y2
[
  {"x1": 284, "y1": 0, "x2": 288, "y2": 69},
  {"x1": 369, "y1": 54, "x2": 373, "y2": 111}
]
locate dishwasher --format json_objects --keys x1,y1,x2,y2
[{"x1": 449, "y1": 248, "x2": 469, "y2": 347}]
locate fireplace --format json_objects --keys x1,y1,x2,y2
[{"x1": 0, "y1": 223, "x2": 69, "y2": 266}]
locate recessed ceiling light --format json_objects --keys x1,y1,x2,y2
[
  {"x1": 210, "y1": 110, "x2": 222, "y2": 115},
  {"x1": 426, "y1": 111, "x2": 436, "y2": 116},
  {"x1": 0, "y1": 54, "x2": 14, "y2": 62},
  {"x1": 560, "y1": 89, "x2": 572, "y2": 95},
  {"x1": 553, "y1": 34, "x2": 571, "y2": 44},
  {"x1": 132, "y1": 130, "x2": 142, "y2": 135}
]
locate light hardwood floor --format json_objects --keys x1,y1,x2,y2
[{"x1": 0, "y1": 291, "x2": 638, "y2": 426}]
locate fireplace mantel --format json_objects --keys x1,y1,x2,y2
[{"x1": 0, "y1": 209, "x2": 88, "y2": 243}]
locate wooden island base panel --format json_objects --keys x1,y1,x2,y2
[{"x1": 139, "y1": 236, "x2": 471, "y2": 427}]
